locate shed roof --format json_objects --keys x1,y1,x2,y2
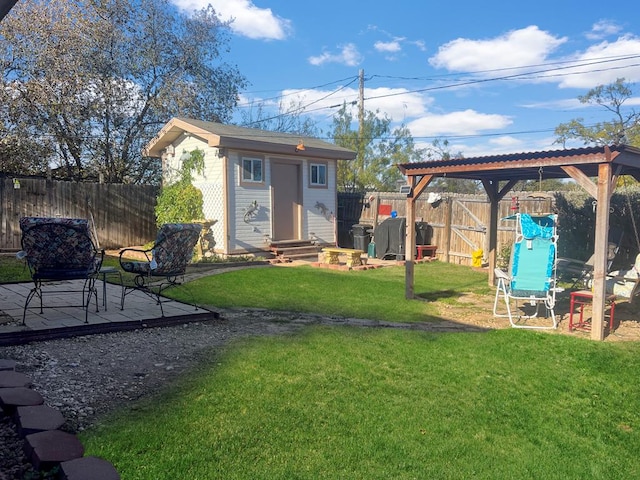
[
  {"x1": 397, "y1": 145, "x2": 640, "y2": 183},
  {"x1": 144, "y1": 117, "x2": 356, "y2": 161}
]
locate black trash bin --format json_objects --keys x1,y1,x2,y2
[
  {"x1": 352, "y1": 224, "x2": 372, "y2": 252},
  {"x1": 415, "y1": 221, "x2": 431, "y2": 245}
]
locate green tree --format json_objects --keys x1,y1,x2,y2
[
  {"x1": 0, "y1": 0, "x2": 246, "y2": 184},
  {"x1": 331, "y1": 104, "x2": 424, "y2": 192},
  {"x1": 554, "y1": 78, "x2": 640, "y2": 148},
  {"x1": 420, "y1": 138, "x2": 480, "y2": 194}
]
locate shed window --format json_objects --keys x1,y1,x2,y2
[
  {"x1": 242, "y1": 158, "x2": 263, "y2": 183},
  {"x1": 310, "y1": 163, "x2": 327, "y2": 187}
]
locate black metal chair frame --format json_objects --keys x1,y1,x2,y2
[
  {"x1": 19, "y1": 219, "x2": 104, "y2": 324},
  {"x1": 119, "y1": 223, "x2": 202, "y2": 317}
]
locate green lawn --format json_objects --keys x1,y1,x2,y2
[
  {"x1": 4, "y1": 256, "x2": 640, "y2": 478},
  {"x1": 176, "y1": 262, "x2": 492, "y2": 323},
  {"x1": 81, "y1": 327, "x2": 640, "y2": 479}
]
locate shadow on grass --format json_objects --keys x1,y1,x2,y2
[{"x1": 414, "y1": 289, "x2": 459, "y2": 302}]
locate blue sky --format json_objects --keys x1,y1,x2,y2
[{"x1": 171, "y1": 0, "x2": 640, "y2": 157}]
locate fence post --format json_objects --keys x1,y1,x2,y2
[{"x1": 443, "y1": 197, "x2": 452, "y2": 263}]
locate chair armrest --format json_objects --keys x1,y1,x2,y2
[
  {"x1": 607, "y1": 274, "x2": 639, "y2": 282},
  {"x1": 556, "y1": 257, "x2": 589, "y2": 269}
]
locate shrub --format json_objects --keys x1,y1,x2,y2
[{"x1": 155, "y1": 149, "x2": 205, "y2": 226}]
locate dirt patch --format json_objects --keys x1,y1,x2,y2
[{"x1": 435, "y1": 290, "x2": 640, "y2": 341}]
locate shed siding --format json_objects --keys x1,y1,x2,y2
[
  {"x1": 302, "y1": 160, "x2": 337, "y2": 245},
  {"x1": 227, "y1": 151, "x2": 272, "y2": 253}
]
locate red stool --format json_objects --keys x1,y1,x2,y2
[
  {"x1": 416, "y1": 245, "x2": 437, "y2": 260},
  {"x1": 569, "y1": 290, "x2": 616, "y2": 332}
]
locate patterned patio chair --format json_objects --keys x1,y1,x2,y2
[
  {"x1": 119, "y1": 223, "x2": 202, "y2": 316},
  {"x1": 605, "y1": 253, "x2": 640, "y2": 302},
  {"x1": 18, "y1": 217, "x2": 104, "y2": 324}
]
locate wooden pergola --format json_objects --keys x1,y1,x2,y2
[{"x1": 398, "y1": 145, "x2": 640, "y2": 341}]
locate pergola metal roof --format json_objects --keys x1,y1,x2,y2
[
  {"x1": 397, "y1": 145, "x2": 640, "y2": 341},
  {"x1": 398, "y1": 145, "x2": 640, "y2": 183}
]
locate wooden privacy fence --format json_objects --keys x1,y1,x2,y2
[
  {"x1": 347, "y1": 192, "x2": 554, "y2": 266},
  {"x1": 0, "y1": 177, "x2": 158, "y2": 250}
]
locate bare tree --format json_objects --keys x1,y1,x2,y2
[
  {"x1": 239, "y1": 99, "x2": 319, "y2": 137},
  {"x1": 0, "y1": 0, "x2": 247, "y2": 183}
]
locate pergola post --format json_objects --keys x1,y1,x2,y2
[
  {"x1": 405, "y1": 184, "x2": 416, "y2": 299},
  {"x1": 591, "y1": 163, "x2": 612, "y2": 340},
  {"x1": 404, "y1": 174, "x2": 432, "y2": 299}
]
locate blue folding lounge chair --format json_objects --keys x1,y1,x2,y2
[{"x1": 493, "y1": 213, "x2": 561, "y2": 329}]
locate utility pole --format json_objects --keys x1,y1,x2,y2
[
  {"x1": 358, "y1": 69, "x2": 364, "y2": 140},
  {"x1": 357, "y1": 69, "x2": 365, "y2": 184}
]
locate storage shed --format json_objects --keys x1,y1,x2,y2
[{"x1": 144, "y1": 118, "x2": 356, "y2": 257}]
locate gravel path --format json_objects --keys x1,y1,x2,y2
[
  {"x1": 0, "y1": 307, "x2": 483, "y2": 479},
  {"x1": 0, "y1": 308, "x2": 304, "y2": 479}
]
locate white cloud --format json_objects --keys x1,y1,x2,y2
[
  {"x1": 553, "y1": 35, "x2": 640, "y2": 88},
  {"x1": 437, "y1": 135, "x2": 559, "y2": 159},
  {"x1": 273, "y1": 86, "x2": 431, "y2": 123},
  {"x1": 170, "y1": 0, "x2": 291, "y2": 40},
  {"x1": 407, "y1": 110, "x2": 512, "y2": 137},
  {"x1": 520, "y1": 98, "x2": 585, "y2": 110},
  {"x1": 308, "y1": 44, "x2": 363, "y2": 67},
  {"x1": 429, "y1": 26, "x2": 566, "y2": 73},
  {"x1": 365, "y1": 88, "x2": 432, "y2": 120},
  {"x1": 586, "y1": 20, "x2": 623, "y2": 40},
  {"x1": 374, "y1": 40, "x2": 402, "y2": 53},
  {"x1": 488, "y1": 136, "x2": 525, "y2": 149},
  {"x1": 412, "y1": 40, "x2": 427, "y2": 52}
]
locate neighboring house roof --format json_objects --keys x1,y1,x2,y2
[{"x1": 144, "y1": 117, "x2": 357, "y2": 161}]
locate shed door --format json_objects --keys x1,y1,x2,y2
[{"x1": 271, "y1": 161, "x2": 301, "y2": 241}]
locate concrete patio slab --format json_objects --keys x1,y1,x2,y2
[{"x1": 0, "y1": 278, "x2": 218, "y2": 345}]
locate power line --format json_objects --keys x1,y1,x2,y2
[
  {"x1": 369, "y1": 53, "x2": 640, "y2": 83},
  {"x1": 364, "y1": 55, "x2": 640, "y2": 102},
  {"x1": 235, "y1": 75, "x2": 358, "y2": 108},
  {"x1": 241, "y1": 77, "x2": 359, "y2": 127},
  {"x1": 234, "y1": 54, "x2": 640, "y2": 135}
]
